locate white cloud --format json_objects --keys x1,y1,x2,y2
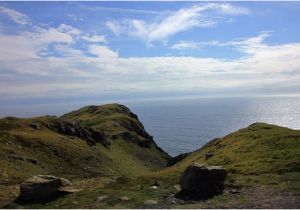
[
  {"x1": 67, "y1": 14, "x2": 83, "y2": 22},
  {"x1": 35, "y1": 25, "x2": 77, "y2": 44},
  {"x1": 53, "y1": 44, "x2": 84, "y2": 58},
  {"x1": 217, "y1": 3, "x2": 250, "y2": 15},
  {"x1": 171, "y1": 32, "x2": 271, "y2": 51},
  {"x1": 82, "y1": 34, "x2": 107, "y2": 43},
  {"x1": 106, "y1": 21, "x2": 122, "y2": 35},
  {"x1": 57, "y1": 24, "x2": 81, "y2": 35},
  {"x1": 1, "y1": 32, "x2": 300, "y2": 98},
  {"x1": 0, "y1": 24, "x2": 81, "y2": 62},
  {"x1": 79, "y1": 4, "x2": 162, "y2": 15},
  {"x1": 106, "y1": 3, "x2": 249, "y2": 44},
  {"x1": 0, "y1": 6, "x2": 30, "y2": 25},
  {"x1": 88, "y1": 45, "x2": 118, "y2": 58},
  {"x1": 171, "y1": 41, "x2": 199, "y2": 50}
]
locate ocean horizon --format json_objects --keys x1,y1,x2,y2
[{"x1": 128, "y1": 96, "x2": 300, "y2": 156}]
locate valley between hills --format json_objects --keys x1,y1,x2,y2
[{"x1": 0, "y1": 104, "x2": 299, "y2": 208}]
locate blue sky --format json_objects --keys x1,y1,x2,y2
[{"x1": 0, "y1": 1, "x2": 300, "y2": 116}]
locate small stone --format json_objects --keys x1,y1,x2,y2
[
  {"x1": 173, "y1": 185, "x2": 181, "y2": 191},
  {"x1": 97, "y1": 195, "x2": 108, "y2": 202},
  {"x1": 144, "y1": 199, "x2": 158, "y2": 205},
  {"x1": 205, "y1": 152, "x2": 214, "y2": 160},
  {"x1": 120, "y1": 196, "x2": 130, "y2": 201},
  {"x1": 229, "y1": 189, "x2": 239, "y2": 194},
  {"x1": 150, "y1": 186, "x2": 158, "y2": 190},
  {"x1": 152, "y1": 180, "x2": 160, "y2": 187},
  {"x1": 29, "y1": 123, "x2": 40, "y2": 130}
]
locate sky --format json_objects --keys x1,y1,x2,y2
[{"x1": 0, "y1": 1, "x2": 300, "y2": 116}]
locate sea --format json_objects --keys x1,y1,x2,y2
[
  {"x1": 1, "y1": 96, "x2": 299, "y2": 157},
  {"x1": 127, "y1": 96, "x2": 300, "y2": 156}
]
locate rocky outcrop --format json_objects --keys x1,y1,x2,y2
[
  {"x1": 167, "y1": 152, "x2": 191, "y2": 166},
  {"x1": 16, "y1": 175, "x2": 78, "y2": 203},
  {"x1": 178, "y1": 163, "x2": 227, "y2": 199},
  {"x1": 46, "y1": 120, "x2": 110, "y2": 148},
  {"x1": 205, "y1": 152, "x2": 214, "y2": 160}
]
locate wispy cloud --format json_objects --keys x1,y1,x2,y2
[
  {"x1": 216, "y1": 3, "x2": 250, "y2": 15},
  {"x1": 171, "y1": 32, "x2": 271, "y2": 52},
  {"x1": 106, "y1": 3, "x2": 250, "y2": 45},
  {"x1": 78, "y1": 4, "x2": 162, "y2": 15},
  {"x1": 0, "y1": 6, "x2": 30, "y2": 25},
  {"x1": 88, "y1": 45, "x2": 118, "y2": 58},
  {"x1": 1, "y1": 31, "x2": 300, "y2": 98},
  {"x1": 82, "y1": 34, "x2": 107, "y2": 43},
  {"x1": 0, "y1": 23, "x2": 81, "y2": 62},
  {"x1": 171, "y1": 41, "x2": 200, "y2": 50}
]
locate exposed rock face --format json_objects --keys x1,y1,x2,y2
[
  {"x1": 167, "y1": 152, "x2": 191, "y2": 166},
  {"x1": 179, "y1": 163, "x2": 227, "y2": 199},
  {"x1": 205, "y1": 152, "x2": 214, "y2": 160},
  {"x1": 46, "y1": 120, "x2": 110, "y2": 148},
  {"x1": 16, "y1": 175, "x2": 78, "y2": 203},
  {"x1": 29, "y1": 123, "x2": 40, "y2": 130}
]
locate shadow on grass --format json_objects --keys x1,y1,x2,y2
[{"x1": 14, "y1": 191, "x2": 69, "y2": 205}]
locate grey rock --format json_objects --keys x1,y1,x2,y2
[
  {"x1": 179, "y1": 163, "x2": 227, "y2": 199},
  {"x1": 229, "y1": 189, "x2": 240, "y2": 194},
  {"x1": 16, "y1": 175, "x2": 78, "y2": 203},
  {"x1": 152, "y1": 180, "x2": 160, "y2": 187},
  {"x1": 205, "y1": 152, "x2": 214, "y2": 160},
  {"x1": 167, "y1": 152, "x2": 191, "y2": 166},
  {"x1": 120, "y1": 196, "x2": 130, "y2": 201},
  {"x1": 144, "y1": 199, "x2": 158, "y2": 205},
  {"x1": 46, "y1": 120, "x2": 110, "y2": 148},
  {"x1": 97, "y1": 195, "x2": 108, "y2": 202},
  {"x1": 29, "y1": 123, "x2": 40, "y2": 130}
]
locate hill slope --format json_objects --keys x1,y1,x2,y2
[
  {"x1": 1, "y1": 106, "x2": 299, "y2": 209},
  {"x1": 0, "y1": 104, "x2": 170, "y2": 188},
  {"x1": 23, "y1": 123, "x2": 299, "y2": 209},
  {"x1": 157, "y1": 123, "x2": 300, "y2": 187},
  {"x1": 61, "y1": 104, "x2": 170, "y2": 172}
]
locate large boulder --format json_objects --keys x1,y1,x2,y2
[
  {"x1": 179, "y1": 163, "x2": 227, "y2": 199},
  {"x1": 16, "y1": 175, "x2": 78, "y2": 203}
]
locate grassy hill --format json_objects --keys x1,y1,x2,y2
[
  {"x1": 61, "y1": 104, "x2": 170, "y2": 173},
  {"x1": 0, "y1": 104, "x2": 170, "y2": 206},
  {"x1": 17, "y1": 122, "x2": 298, "y2": 209},
  {"x1": 156, "y1": 123, "x2": 300, "y2": 187},
  {"x1": 0, "y1": 105, "x2": 299, "y2": 208}
]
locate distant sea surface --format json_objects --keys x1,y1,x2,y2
[{"x1": 127, "y1": 96, "x2": 300, "y2": 156}]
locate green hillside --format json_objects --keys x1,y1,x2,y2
[
  {"x1": 21, "y1": 122, "x2": 298, "y2": 209},
  {"x1": 1, "y1": 105, "x2": 299, "y2": 209},
  {"x1": 157, "y1": 123, "x2": 300, "y2": 185},
  {"x1": 0, "y1": 104, "x2": 170, "y2": 206}
]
